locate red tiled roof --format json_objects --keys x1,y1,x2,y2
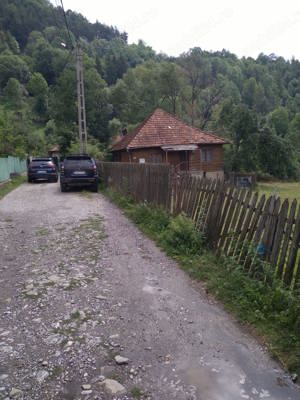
[{"x1": 111, "y1": 108, "x2": 228, "y2": 151}]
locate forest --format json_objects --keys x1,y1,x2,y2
[{"x1": 1, "y1": 0, "x2": 300, "y2": 179}]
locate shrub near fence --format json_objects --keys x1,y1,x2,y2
[
  {"x1": 0, "y1": 156, "x2": 27, "y2": 183},
  {"x1": 98, "y1": 162, "x2": 300, "y2": 290}
]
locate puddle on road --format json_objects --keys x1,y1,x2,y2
[
  {"x1": 182, "y1": 365, "x2": 273, "y2": 400},
  {"x1": 184, "y1": 366, "x2": 243, "y2": 400}
]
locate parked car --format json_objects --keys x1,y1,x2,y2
[
  {"x1": 27, "y1": 157, "x2": 58, "y2": 183},
  {"x1": 60, "y1": 154, "x2": 99, "y2": 192}
]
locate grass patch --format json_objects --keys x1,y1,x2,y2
[
  {"x1": 104, "y1": 187, "x2": 300, "y2": 376},
  {"x1": 130, "y1": 386, "x2": 143, "y2": 398},
  {"x1": 70, "y1": 310, "x2": 81, "y2": 320},
  {"x1": 64, "y1": 278, "x2": 81, "y2": 291},
  {"x1": 79, "y1": 190, "x2": 93, "y2": 199},
  {"x1": 0, "y1": 175, "x2": 26, "y2": 200},
  {"x1": 35, "y1": 227, "x2": 49, "y2": 236},
  {"x1": 75, "y1": 216, "x2": 107, "y2": 240},
  {"x1": 258, "y1": 181, "x2": 300, "y2": 203},
  {"x1": 51, "y1": 366, "x2": 63, "y2": 379}
]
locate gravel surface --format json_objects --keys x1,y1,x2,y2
[{"x1": 0, "y1": 182, "x2": 299, "y2": 400}]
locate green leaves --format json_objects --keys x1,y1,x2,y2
[{"x1": 0, "y1": 52, "x2": 30, "y2": 88}]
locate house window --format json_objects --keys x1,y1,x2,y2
[
  {"x1": 149, "y1": 154, "x2": 163, "y2": 163},
  {"x1": 200, "y1": 148, "x2": 213, "y2": 162}
]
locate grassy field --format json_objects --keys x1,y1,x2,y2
[
  {"x1": 0, "y1": 175, "x2": 26, "y2": 200},
  {"x1": 257, "y1": 181, "x2": 300, "y2": 203}
]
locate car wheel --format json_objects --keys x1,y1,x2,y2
[
  {"x1": 28, "y1": 177, "x2": 33, "y2": 183},
  {"x1": 91, "y1": 183, "x2": 98, "y2": 193},
  {"x1": 60, "y1": 183, "x2": 67, "y2": 192}
]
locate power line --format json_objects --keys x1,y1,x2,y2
[{"x1": 59, "y1": 0, "x2": 75, "y2": 49}]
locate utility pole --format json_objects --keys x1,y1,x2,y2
[{"x1": 76, "y1": 44, "x2": 87, "y2": 154}]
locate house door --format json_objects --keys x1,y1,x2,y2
[{"x1": 179, "y1": 151, "x2": 189, "y2": 170}]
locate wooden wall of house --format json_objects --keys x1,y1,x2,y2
[
  {"x1": 189, "y1": 145, "x2": 224, "y2": 172},
  {"x1": 113, "y1": 144, "x2": 224, "y2": 178},
  {"x1": 130, "y1": 148, "x2": 165, "y2": 163}
]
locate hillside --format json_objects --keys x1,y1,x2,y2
[{"x1": 0, "y1": 0, "x2": 300, "y2": 178}]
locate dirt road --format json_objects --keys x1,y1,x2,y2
[{"x1": 0, "y1": 182, "x2": 299, "y2": 400}]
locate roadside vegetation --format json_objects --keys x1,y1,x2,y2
[
  {"x1": 0, "y1": 175, "x2": 26, "y2": 200},
  {"x1": 104, "y1": 187, "x2": 300, "y2": 377},
  {"x1": 258, "y1": 181, "x2": 300, "y2": 203}
]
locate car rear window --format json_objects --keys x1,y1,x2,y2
[
  {"x1": 31, "y1": 160, "x2": 52, "y2": 165},
  {"x1": 64, "y1": 159, "x2": 93, "y2": 166}
]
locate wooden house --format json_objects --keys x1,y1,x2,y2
[{"x1": 111, "y1": 108, "x2": 229, "y2": 179}]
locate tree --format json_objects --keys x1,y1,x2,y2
[
  {"x1": 179, "y1": 48, "x2": 211, "y2": 124},
  {"x1": 268, "y1": 107, "x2": 289, "y2": 137},
  {"x1": 84, "y1": 68, "x2": 112, "y2": 143},
  {"x1": 257, "y1": 127, "x2": 299, "y2": 179},
  {"x1": 159, "y1": 62, "x2": 184, "y2": 114},
  {"x1": 288, "y1": 112, "x2": 300, "y2": 154},
  {"x1": 219, "y1": 102, "x2": 258, "y2": 171},
  {"x1": 110, "y1": 61, "x2": 161, "y2": 125},
  {"x1": 0, "y1": 52, "x2": 30, "y2": 88},
  {"x1": 3, "y1": 78, "x2": 23, "y2": 108},
  {"x1": 27, "y1": 72, "x2": 49, "y2": 117},
  {"x1": 0, "y1": 30, "x2": 19, "y2": 53}
]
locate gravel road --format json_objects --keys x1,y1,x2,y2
[{"x1": 0, "y1": 182, "x2": 299, "y2": 400}]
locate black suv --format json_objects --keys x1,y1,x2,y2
[
  {"x1": 60, "y1": 155, "x2": 99, "y2": 192},
  {"x1": 27, "y1": 157, "x2": 58, "y2": 183}
]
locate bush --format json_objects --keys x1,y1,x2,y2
[
  {"x1": 159, "y1": 214, "x2": 205, "y2": 256},
  {"x1": 127, "y1": 203, "x2": 170, "y2": 236}
]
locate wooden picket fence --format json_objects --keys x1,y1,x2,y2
[
  {"x1": 99, "y1": 162, "x2": 171, "y2": 208},
  {"x1": 98, "y1": 162, "x2": 300, "y2": 289}
]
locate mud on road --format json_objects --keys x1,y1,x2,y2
[{"x1": 0, "y1": 182, "x2": 299, "y2": 400}]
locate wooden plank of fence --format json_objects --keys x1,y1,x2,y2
[
  {"x1": 253, "y1": 196, "x2": 273, "y2": 245},
  {"x1": 276, "y1": 199, "x2": 297, "y2": 280},
  {"x1": 263, "y1": 197, "x2": 281, "y2": 262},
  {"x1": 217, "y1": 185, "x2": 235, "y2": 237},
  {"x1": 294, "y1": 255, "x2": 300, "y2": 288},
  {"x1": 270, "y1": 199, "x2": 289, "y2": 270},
  {"x1": 230, "y1": 190, "x2": 252, "y2": 258},
  {"x1": 245, "y1": 196, "x2": 273, "y2": 275},
  {"x1": 223, "y1": 189, "x2": 247, "y2": 255},
  {"x1": 284, "y1": 204, "x2": 300, "y2": 286},
  {"x1": 206, "y1": 181, "x2": 227, "y2": 247},
  {"x1": 203, "y1": 179, "x2": 217, "y2": 230},
  {"x1": 236, "y1": 192, "x2": 259, "y2": 262},
  {"x1": 186, "y1": 176, "x2": 197, "y2": 218},
  {"x1": 194, "y1": 179, "x2": 209, "y2": 228},
  {"x1": 241, "y1": 194, "x2": 266, "y2": 270},
  {"x1": 182, "y1": 174, "x2": 192, "y2": 215},
  {"x1": 190, "y1": 177, "x2": 202, "y2": 221},
  {"x1": 217, "y1": 187, "x2": 239, "y2": 252},
  {"x1": 175, "y1": 173, "x2": 185, "y2": 214}
]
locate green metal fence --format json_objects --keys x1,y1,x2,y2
[{"x1": 0, "y1": 156, "x2": 27, "y2": 183}]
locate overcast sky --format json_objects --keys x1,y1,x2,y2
[{"x1": 54, "y1": 0, "x2": 300, "y2": 60}]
